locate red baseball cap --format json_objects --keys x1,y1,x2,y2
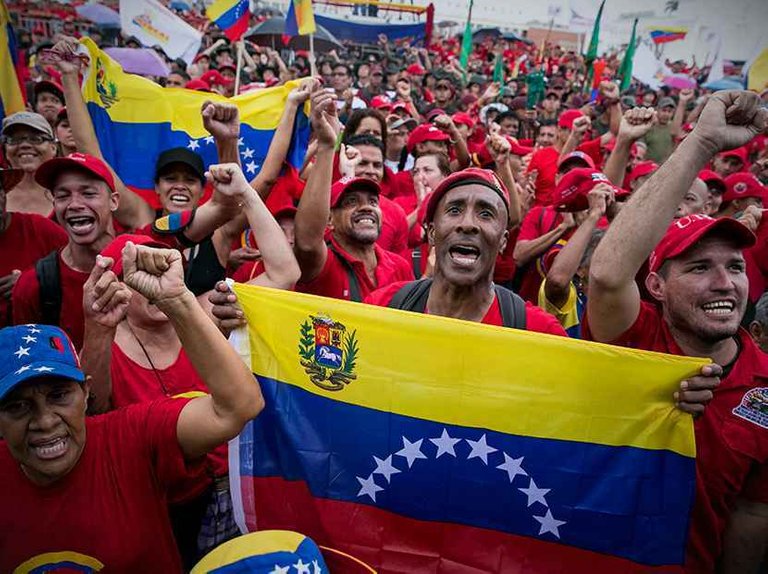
[
  {"x1": 330, "y1": 177, "x2": 381, "y2": 208},
  {"x1": 34, "y1": 79, "x2": 64, "y2": 102},
  {"x1": 265, "y1": 188, "x2": 298, "y2": 220},
  {"x1": 558, "y1": 109, "x2": 584, "y2": 129},
  {"x1": 406, "y1": 63, "x2": 426, "y2": 76},
  {"x1": 648, "y1": 214, "x2": 755, "y2": 273},
  {"x1": 391, "y1": 101, "x2": 410, "y2": 114},
  {"x1": 718, "y1": 146, "x2": 749, "y2": 165},
  {"x1": 425, "y1": 168, "x2": 510, "y2": 223},
  {"x1": 723, "y1": 172, "x2": 766, "y2": 203},
  {"x1": 200, "y1": 70, "x2": 232, "y2": 86},
  {"x1": 557, "y1": 150, "x2": 596, "y2": 171},
  {"x1": 553, "y1": 168, "x2": 622, "y2": 212},
  {"x1": 452, "y1": 112, "x2": 476, "y2": 129},
  {"x1": 185, "y1": 79, "x2": 211, "y2": 91},
  {"x1": 425, "y1": 108, "x2": 447, "y2": 122},
  {"x1": 698, "y1": 169, "x2": 726, "y2": 194},
  {"x1": 628, "y1": 161, "x2": 659, "y2": 185},
  {"x1": 35, "y1": 153, "x2": 116, "y2": 193},
  {"x1": 193, "y1": 53, "x2": 210, "y2": 63},
  {"x1": 370, "y1": 95, "x2": 392, "y2": 111},
  {"x1": 406, "y1": 124, "x2": 450, "y2": 152},
  {"x1": 100, "y1": 234, "x2": 170, "y2": 278}
]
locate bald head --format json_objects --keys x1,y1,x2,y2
[{"x1": 675, "y1": 178, "x2": 710, "y2": 219}]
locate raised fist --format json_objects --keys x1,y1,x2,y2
[
  {"x1": 122, "y1": 243, "x2": 187, "y2": 305},
  {"x1": 618, "y1": 107, "x2": 657, "y2": 141},
  {"x1": 202, "y1": 101, "x2": 240, "y2": 141},
  {"x1": 691, "y1": 91, "x2": 768, "y2": 155}
]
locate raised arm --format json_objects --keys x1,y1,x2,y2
[
  {"x1": 79, "y1": 256, "x2": 131, "y2": 414},
  {"x1": 211, "y1": 164, "x2": 300, "y2": 290},
  {"x1": 46, "y1": 37, "x2": 154, "y2": 230},
  {"x1": 122, "y1": 242, "x2": 263, "y2": 460},
  {"x1": 588, "y1": 91, "x2": 767, "y2": 343},
  {"x1": 670, "y1": 89, "x2": 694, "y2": 138},
  {"x1": 487, "y1": 133, "x2": 522, "y2": 228},
  {"x1": 559, "y1": 115, "x2": 592, "y2": 160},
  {"x1": 544, "y1": 186, "x2": 610, "y2": 307},
  {"x1": 434, "y1": 114, "x2": 470, "y2": 171},
  {"x1": 513, "y1": 214, "x2": 575, "y2": 267},
  {"x1": 293, "y1": 88, "x2": 339, "y2": 282},
  {"x1": 603, "y1": 107, "x2": 657, "y2": 186}
]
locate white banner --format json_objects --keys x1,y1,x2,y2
[
  {"x1": 633, "y1": 39, "x2": 671, "y2": 90},
  {"x1": 119, "y1": 0, "x2": 202, "y2": 65}
]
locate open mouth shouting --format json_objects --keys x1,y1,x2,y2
[
  {"x1": 65, "y1": 214, "x2": 97, "y2": 236},
  {"x1": 352, "y1": 211, "x2": 379, "y2": 229},
  {"x1": 449, "y1": 244, "x2": 481, "y2": 268},
  {"x1": 29, "y1": 435, "x2": 69, "y2": 461}
]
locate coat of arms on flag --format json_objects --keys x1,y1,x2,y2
[{"x1": 299, "y1": 315, "x2": 358, "y2": 391}]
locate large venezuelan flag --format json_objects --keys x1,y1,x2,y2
[
  {"x1": 285, "y1": 0, "x2": 316, "y2": 37},
  {"x1": 77, "y1": 38, "x2": 309, "y2": 207},
  {"x1": 229, "y1": 284, "x2": 706, "y2": 573},
  {"x1": 207, "y1": 0, "x2": 250, "y2": 42},
  {"x1": 0, "y1": 0, "x2": 25, "y2": 122}
]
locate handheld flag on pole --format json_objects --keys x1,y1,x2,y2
[
  {"x1": 459, "y1": 0, "x2": 474, "y2": 69},
  {"x1": 206, "y1": 0, "x2": 250, "y2": 42},
  {"x1": 493, "y1": 52, "x2": 504, "y2": 84},
  {"x1": 0, "y1": 0, "x2": 25, "y2": 121},
  {"x1": 584, "y1": 0, "x2": 605, "y2": 93},
  {"x1": 76, "y1": 38, "x2": 310, "y2": 208},
  {"x1": 649, "y1": 26, "x2": 688, "y2": 44},
  {"x1": 229, "y1": 284, "x2": 701, "y2": 573},
  {"x1": 618, "y1": 19, "x2": 638, "y2": 91},
  {"x1": 285, "y1": 0, "x2": 317, "y2": 37}
]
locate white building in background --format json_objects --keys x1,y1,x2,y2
[{"x1": 258, "y1": 0, "x2": 767, "y2": 63}]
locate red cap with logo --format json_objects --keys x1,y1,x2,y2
[
  {"x1": 628, "y1": 161, "x2": 659, "y2": 185},
  {"x1": 723, "y1": 172, "x2": 766, "y2": 203},
  {"x1": 558, "y1": 109, "x2": 584, "y2": 129},
  {"x1": 424, "y1": 167, "x2": 510, "y2": 223},
  {"x1": 452, "y1": 112, "x2": 476, "y2": 129},
  {"x1": 718, "y1": 146, "x2": 749, "y2": 166},
  {"x1": 557, "y1": 150, "x2": 596, "y2": 171},
  {"x1": 406, "y1": 124, "x2": 450, "y2": 152},
  {"x1": 100, "y1": 234, "x2": 170, "y2": 277},
  {"x1": 370, "y1": 95, "x2": 392, "y2": 111},
  {"x1": 35, "y1": 153, "x2": 116, "y2": 193},
  {"x1": 330, "y1": 177, "x2": 381, "y2": 208},
  {"x1": 553, "y1": 168, "x2": 624, "y2": 212},
  {"x1": 648, "y1": 214, "x2": 755, "y2": 273},
  {"x1": 406, "y1": 63, "x2": 426, "y2": 76},
  {"x1": 698, "y1": 169, "x2": 726, "y2": 194}
]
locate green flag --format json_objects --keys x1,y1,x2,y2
[
  {"x1": 618, "y1": 19, "x2": 638, "y2": 91},
  {"x1": 459, "y1": 0, "x2": 474, "y2": 68},
  {"x1": 493, "y1": 53, "x2": 504, "y2": 83},
  {"x1": 584, "y1": 0, "x2": 606, "y2": 92}
]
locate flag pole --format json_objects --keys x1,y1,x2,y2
[
  {"x1": 235, "y1": 40, "x2": 243, "y2": 95},
  {"x1": 309, "y1": 33, "x2": 317, "y2": 77}
]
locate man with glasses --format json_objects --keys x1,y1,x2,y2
[
  {"x1": 1, "y1": 112, "x2": 58, "y2": 216},
  {"x1": 331, "y1": 62, "x2": 365, "y2": 121}
]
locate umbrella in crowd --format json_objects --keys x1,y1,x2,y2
[
  {"x1": 703, "y1": 76, "x2": 746, "y2": 90},
  {"x1": 472, "y1": 27, "x2": 502, "y2": 42},
  {"x1": 74, "y1": 2, "x2": 120, "y2": 28},
  {"x1": 245, "y1": 17, "x2": 343, "y2": 52},
  {"x1": 103, "y1": 47, "x2": 171, "y2": 78},
  {"x1": 662, "y1": 73, "x2": 697, "y2": 90}
]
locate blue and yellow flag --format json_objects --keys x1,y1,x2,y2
[
  {"x1": 230, "y1": 284, "x2": 704, "y2": 573},
  {"x1": 77, "y1": 38, "x2": 309, "y2": 207},
  {"x1": 285, "y1": 0, "x2": 316, "y2": 37},
  {"x1": 0, "y1": 0, "x2": 25, "y2": 122},
  {"x1": 207, "y1": 0, "x2": 250, "y2": 42}
]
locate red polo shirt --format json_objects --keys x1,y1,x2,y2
[
  {"x1": 365, "y1": 281, "x2": 567, "y2": 336},
  {"x1": 584, "y1": 302, "x2": 768, "y2": 572},
  {"x1": 378, "y1": 195, "x2": 409, "y2": 254},
  {"x1": 515, "y1": 206, "x2": 567, "y2": 303},
  {"x1": 296, "y1": 236, "x2": 414, "y2": 301}
]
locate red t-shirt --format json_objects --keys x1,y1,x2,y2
[
  {"x1": 527, "y1": 147, "x2": 559, "y2": 206},
  {"x1": 515, "y1": 206, "x2": 566, "y2": 303},
  {"x1": 296, "y1": 236, "x2": 414, "y2": 301},
  {"x1": 584, "y1": 302, "x2": 768, "y2": 572},
  {"x1": 494, "y1": 227, "x2": 520, "y2": 284},
  {"x1": 11, "y1": 250, "x2": 89, "y2": 350},
  {"x1": 0, "y1": 399, "x2": 201, "y2": 573},
  {"x1": 365, "y1": 281, "x2": 567, "y2": 336},
  {"x1": 378, "y1": 195, "x2": 409, "y2": 255},
  {"x1": 111, "y1": 344, "x2": 228, "y2": 486},
  {"x1": 744, "y1": 218, "x2": 768, "y2": 303},
  {"x1": 0, "y1": 212, "x2": 67, "y2": 327}
]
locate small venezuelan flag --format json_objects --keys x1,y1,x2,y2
[
  {"x1": 207, "y1": 0, "x2": 250, "y2": 42},
  {"x1": 649, "y1": 26, "x2": 688, "y2": 44},
  {"x1": 285, "y1": 0, "x2": 316, "y2": 37},
  {"x1": 0, "y1": 0, "x2": 25, "y2": 121},
  {"x1": 229, "y1": 284, "x2": 705, "y2": 573}
]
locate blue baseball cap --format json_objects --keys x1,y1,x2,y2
[{"x1": 0, "y1": 325, "x2": 85, "y2": 402}]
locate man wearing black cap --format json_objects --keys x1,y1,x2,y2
[
  {"x1": 587, "y1": 91, "x2": 768, "y2": 572},
  {"x1": 33, "y1": 80, "x2": 64, "y2": 127}
]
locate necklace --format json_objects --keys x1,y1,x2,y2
[{"x1": 126, "y1": 322, "x2": 170, "y2": 396}]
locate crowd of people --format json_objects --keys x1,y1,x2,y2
[{"x1": 1, "y1": 4, "x2": 768, "y2": 573}]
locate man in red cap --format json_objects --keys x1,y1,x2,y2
[
  {"x1": 365, "y1": 167, "x2": 566, "y2": 334},
  {"x1": 587, "y1": 90, "x2": 768, "y2": 572},
  {"x1": 699, "y1": 169, "x2": 727, "y2": 215},
  {"x1": 199, "y1": 70, "x2": 231, "y2": 96},
  {"x1": 712, "y1": 147, "x2": 749, "y2": 178},
  {"x1": 32, "y1": 80, "x2": 64, "y2": 127},
  {"x1": 718, "y1": 172, "x2": 765, "y2": 220},
  {"x1": 292, "y1": 89, "x2": 412, "y2": 302}
]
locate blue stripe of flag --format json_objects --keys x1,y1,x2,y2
[{"x1": 239, "y1": 376, "x2": 696, "y2": 567}]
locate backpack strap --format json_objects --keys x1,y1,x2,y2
[
  {"x1": 328, "y1": 242, "x2": 362, "y2": 303},
  {"x1": 388, "y1": 279, "x2": 433, "y2": 312},
  {"x1": 494, "y1": 284, "x2": 527, "y2": 330},
  {"x1": 411, "y1": 248, "x2": 422, "y2": 279},
  {"x1": 35, "y1": 250, "x2": 62, "y2": 326}
]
